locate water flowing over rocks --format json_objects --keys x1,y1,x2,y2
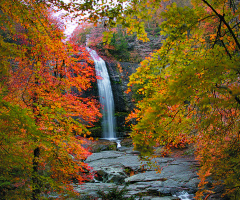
[
  {"x1": 73, "y1": 141, "x2": 200, "y2": 199},
  {"x1": 88, "y1": 48, "x2": 116, "y2": 139}
]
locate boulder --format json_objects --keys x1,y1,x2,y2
[{"x1": 77, "y1": 146, "x2": 199, "y2": 199}]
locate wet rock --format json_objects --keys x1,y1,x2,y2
[
  {"x1": 86, "y1": 149, "x2": 148, "y2": 173},
  {"x1": 95, "y1": 166, "x2": 127, "y2": 184},
  {"x1": 77, "y1": 146, "x2": 199, "y2": 199}
]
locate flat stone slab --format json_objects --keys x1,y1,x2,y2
[
  {"x1": 73, "y1": 182, "x2": 118, "y2": 197},
  {"x1": 77, "y1": 148, "x2": 199, "y2": 199},
  {"x1": 85, "y1": 151, "x2": 124, "y2": 162}
]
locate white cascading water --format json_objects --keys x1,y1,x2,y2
[
  {"x1": 173, "y1": 191, "x2": 195, "y2": 200},
  {"x1": 87, "y1": 47, "x2": 116, "y2": 140}
]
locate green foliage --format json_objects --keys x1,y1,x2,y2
[
  {"x1": 108, "y1": 29, "x2": 130, "y2": 61},
  {"x1": 0, "y1": 98, "x2": 39, "y2": 199},
  {"x1": 145, "y1": 27, "x2": 162, "y2": 36},
  {"x1": 114, "y1": 112, "x2": 128, "y2": 117}
]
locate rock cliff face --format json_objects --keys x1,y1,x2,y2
[
  {"x1": 86, "y1": 59, "x2": 139, "y2": 137},
  {"x1": 106, "y1": 61, "x2": 138, "y2": 112},
  {"x1": 128, "y1": 34, "x2": 166, "y2": 60},
  {"x1": 106, "y1": 61, "x2": 139, "y2": 135},
  {"x1": 103, "y1": 33, "x2": 167, "y2": 135},
  {"x1": 90, "y1": 32, "x2": 166, "y2": 136}
]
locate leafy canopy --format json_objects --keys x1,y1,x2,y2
[
  {"x1": 126, "y1": 0, "x2": 240, "y2": 199},
  {"x1": 0, "y1": 0, "x2": 102, "y2": 199}
]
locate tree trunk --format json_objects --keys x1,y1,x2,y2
[
  {"x1": 32, "y1": 147, "x2": 40, "y2": 200},
  {"x1": 32, "y1": 76, "x2": 41, "y2": 200}
]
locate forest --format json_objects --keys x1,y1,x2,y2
[{"x1": 0, "y1": 0, "x2": 239, "y2": 199}]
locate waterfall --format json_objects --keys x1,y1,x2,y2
[{"x1": 87, "y1": 48, "x2": 116, "y2": 140}]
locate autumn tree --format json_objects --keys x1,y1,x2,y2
[
  {"x1": 0, "y1": 99, "x2": 40, "y2": 198},
  {"x1": 126, "y1": 0, "x2": 240, "y2": 199},
  {"x1": 69, "y1": 22, "x2": 93, "y2": 46},
  {"x1": 0, "y1": 0, "x2": 101, "y2": 199},
  {"x1": 2, "y1": 0, "x2": 239, "y2": 199}
]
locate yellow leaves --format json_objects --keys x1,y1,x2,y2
[
  {"x1": 196, "y1": 72, "x2": 204, "y2": 78},
  {"x1": 123, "y1": 1, "x2": 240, "y2": 199},
  {"x1": 126, "y1": 109, "x2": 140, "y2": 122},
  {"x1": 50, "y1": 102, "x2": 62, "y2": 110},
  {"x1": 102, "y1": 31, "x2": 113, "y2": 44},
  {"x1": 208, "y1": 33, "x2": 219, "y2": 42},
  {"x1": 125, "y1": 88, "x2": 131, "y2": 94},
  {"x1": 138, "y1": 88, "x2": 144, "y2": 94},
  {"x1": 199, "y1": 38, "x2": 205, "y2": 43},
  {"x1": 48, "y1": 126, "x2": 54, "y2": 131}
]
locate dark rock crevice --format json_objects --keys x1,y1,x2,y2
[{"x1": 105, "y1": 61, "x2": 139, "y2": 135}]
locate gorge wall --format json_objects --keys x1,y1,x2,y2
[
  {"x1": 86, "y1": 60, "x2": 138, "y2": 137},
  {"x1": 106, "y1": 61, "x2": 138, "y2": 135},
  {"x1": 105, "y1": 32, "x2": 166, "y2": 135},
  {"x1": 89, "y1": 30, "x2": 166, "y2": 137}
]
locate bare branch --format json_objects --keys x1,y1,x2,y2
[{"x1": 202, "y1": 0, "x2": 240, "y2": 50}]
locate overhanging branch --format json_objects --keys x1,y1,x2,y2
[{"x1": 202, "y1": 0, "x2": 240, "y2": 50}]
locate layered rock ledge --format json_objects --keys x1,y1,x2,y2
[{"x1": 73, "y1": 143, "x2": 199, "y2": 200}]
